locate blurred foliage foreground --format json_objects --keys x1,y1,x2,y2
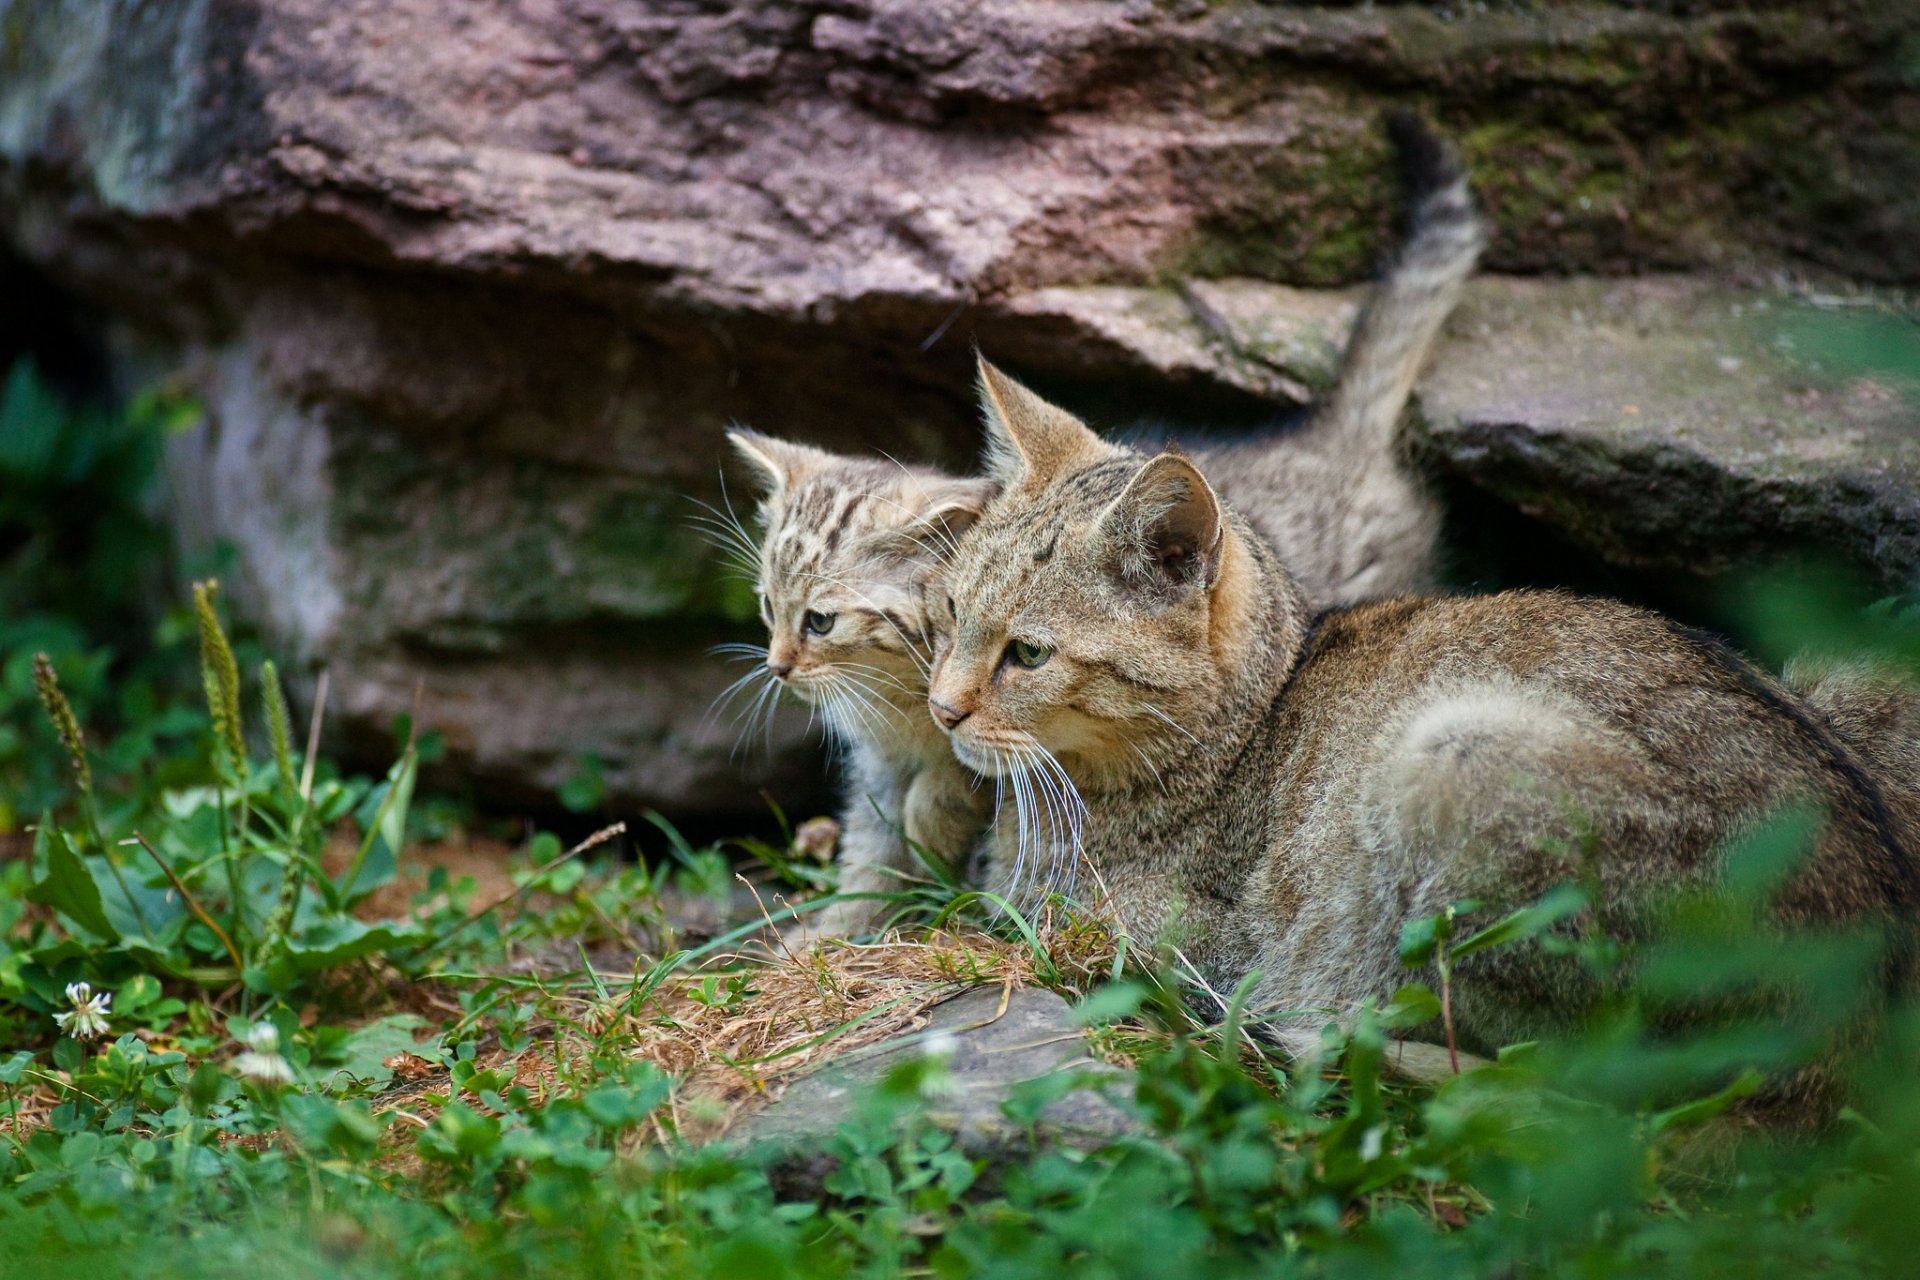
[{"x1": 5, "y1": 357, "x2": 1920, "y2": 1278}]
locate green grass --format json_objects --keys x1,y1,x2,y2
[{"x1": 6, "y1": 359, "x2": 1920, "y2": 1277}]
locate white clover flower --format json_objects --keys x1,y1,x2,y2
[
  {"x1": 52, "y1": 982, "x2": 112, "y2": 1041},
  {"x1": 917, "y1": 1029, "x2": 961, "y2": 1098},
  {"x1": 233, "y1": 1022, "x2": 295, "y2": 1086}
]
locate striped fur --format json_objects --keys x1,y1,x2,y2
[
  {"x1": 932, "y1": 369, "x2": 1917, "y2": 1120},
  {"x1": 727, "y1": 114, "x2": 1485, "y2": 936},
  {"x1": 1194, "y1": 112, "x2": 1485, "y2": 603},
  {"x1": 724, "y1": 430, "x2": 995, "y2": 936},
  {"x1": 1785, "y1": 655, "x2": 1920, "y2": 859}
]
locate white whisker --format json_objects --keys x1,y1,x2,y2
[
  {"x1": 987, "y1": 739, "x2": 1088, "y2": 910},
  {"x1": 1137, "y1": 702, "x2": 1202, "y2": 748}
]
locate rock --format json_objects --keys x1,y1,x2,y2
[
  {"x1": 1, "y1": 0, "x2": 1914, "y2": 810},
  {"x1": 1411, "y1": 277, "x2": 1920, "y2": 592},
  {"x1": 727, "y1": 985, "x2": 1133, "y2": 1158}
]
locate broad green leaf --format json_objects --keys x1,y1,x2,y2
[
  {"x1": 26, "y1": 822, "x2": 116, "y2": 942},
  {"x1": 1398, "y1": 917, "x2": 1439, "y2": 969},
  {"x1": 340, "y1": 748, "x2": 416, "y2": 904},
  {"x1": 1648, "y1": 1067, "x2": 1764, "y2": 1134},
  {"x1": 114, "y1": 974, "x2": 162, "y2": 1014},
  {"x1": 1072, "y1": 980, "x2": 1151, "y2": 1027},
  {"x1": 283, "y1": 917, "x2": 431, "y2": 973},
  {"x1": 316, "y1": 1014, "x2": 437, "y2": 1093},
  {"x1": 558, "y1": 752, "x2": 605, "y2": 813},
  {"x1": 95, "y1": 865, "x2": 182, "y2": 946},
  {"x1": 582, "y1": 1071, "x2": 670, "y2": 1130},
  {"x1": 1378, "y1": 984, "x2": 1443, "y2": 1031}
]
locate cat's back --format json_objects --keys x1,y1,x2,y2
[
  {"x1": 1280, "y1": 590, "x2": 1832, "y2": 741},
  {"x1": 1257, "y1": 591, "x2": 1912, "y2": 924}
]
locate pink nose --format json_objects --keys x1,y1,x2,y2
[
  {"x1": 929, "y1": 699, "x2": 971, "y2": 731},
  {"x1": 768, "y1": 659, "x2": 793, "y2": 679}
]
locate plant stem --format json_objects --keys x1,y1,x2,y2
[
  {"x1": 265, "y1": 672, "x2": 329, "y2": 957},
  {"x1": 338, "y1": 748, "x2": 414, "y2": 901},
  {"x1": 99, "y1": 837, "x2": 155, "y2": 936},
  {"x1": 212, "y1": 775, "x2": 253, "y2": 948},
  {"x1": 125, "y1": 833, "x2": 245, "y2": 972},
  {"x1": 409, "y1": 823, "x2": 626, "y2": 959},
  {"x1": 1, "y1": 1083, "x2": 27, "y2": 1168},
  {"x1": 299, "y1": 670, "x2": 328, "y2": 803}
]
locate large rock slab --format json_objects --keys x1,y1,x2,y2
[
  {"x1": 2, "y1": 0, "x2": 1915, "y2": 810},
  {"x1": 1412, "y1": 278, "x2": 1920, "y2": 591}
]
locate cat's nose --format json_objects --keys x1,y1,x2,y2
[
  {"x1": 767, "y1": 659, "x2": 793, "y2": 680},
  {"x1": 929, "y1": 699, "x2": 971, "y2": 731}
]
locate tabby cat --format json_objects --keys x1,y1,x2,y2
[
  {"x1": 927, "y1": 363, "x2": 1916, "y2": 1109},
  {"x1": 724, "y1": 115, "x2": 1485, "y2": 935},
  {"x1": 722, "y1": 433, "x2": 994, "y2": 936}
]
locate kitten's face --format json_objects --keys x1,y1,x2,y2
[
  {"x1": 725, "y1": 430, "x2": 989, "y2": 740},
  {"x1": 928, "y1": 363, "x2": 1230, "y2": 787}
]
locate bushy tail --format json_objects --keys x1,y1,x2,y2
[{"x1": 1312, "y1": 113, "x2": 1487, "y2": 456}]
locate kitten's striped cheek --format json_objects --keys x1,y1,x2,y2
[{"x1": 848, "y1": 614, "x2": 898, "y2": 654}]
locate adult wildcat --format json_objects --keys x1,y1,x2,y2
[{"x1": 927, "y1": 362, "x2": 1916, "y2": 1113}]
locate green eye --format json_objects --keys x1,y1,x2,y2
[
  {"x1": 1007, "y1": 639, "x2": 1052, "y2": 669},
  {"x1": 802, "y1": 610, "x2": 837, "y2": 637}
]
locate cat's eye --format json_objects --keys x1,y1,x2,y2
[
  {"x1": 1006, "y1": 639, "x2": 1052, "y2": 670},
  {"x1": 946, "y1": 595, "x2": 956, "y2": 620},
  {"x1": 802, "y1": 610, "x2": 837, "y2": 637}
]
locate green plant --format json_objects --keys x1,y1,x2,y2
[{"x1": 12, "y1": 580, "x2": 435, "y2": 1026}]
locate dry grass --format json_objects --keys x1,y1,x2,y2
[
  {"x1": 619, "y1": 929, "x2": 1045, "y2": 1140},
  {"x1": 357, "y1": 913, "x2": 1129, "y2": 1175}
]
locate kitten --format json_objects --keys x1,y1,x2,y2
[
  {"x1": 722, "y1": 433, "x2": 993, "y2": 937},
  {"x1": 928, "y1": 363, "x2": 1915, "y2": 1114},
  {"x1": 723, "y1": 116, "x2": 1485, "y2": 936}
]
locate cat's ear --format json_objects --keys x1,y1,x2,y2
[
  {"x1": 726, "y1": 428, "x2": 832, "y2": 495},
  {"x1": 1099, "y1": 452, "x2": 1225, "y2": 595},
  {"x1": 870, "y1": 477, "x2": 995, "y2": 563},
  {"x1": 975, "y1": 355, "x2": 1109, "y2": 489}
]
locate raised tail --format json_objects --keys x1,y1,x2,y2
[{"x1": 1311, "y1": 113, "x2": 1487, "y2": 456}]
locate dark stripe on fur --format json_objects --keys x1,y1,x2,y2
[
  {"x1": 819, "y1": 491, "x2": 864, "y2": 560},
  {"x1": 880, "y1": 609, "x2": 923, "y2": 651},
  {"x1": 1662, "y1": 620, "x2": 1919, "y2": 915}
]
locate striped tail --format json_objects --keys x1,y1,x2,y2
[{"x1": 1312, "y1": 113, "x2": 1487, "y2": 455}]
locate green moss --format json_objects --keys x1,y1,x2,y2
[
  {"x1": 1158, "y1": 118, "x2": 1394, "y2": 287},
  {"x1": 327, "y1": 418, "x2": 752, "y2": 650}
]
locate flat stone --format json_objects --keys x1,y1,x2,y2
[
  {"x1": 1411, "y1": 277, "x2": 1920, "y2": 591},
  {"x1": 728, "y1": 985, "x2": 1134, "y2": 1156}
]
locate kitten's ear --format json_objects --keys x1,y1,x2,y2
[
  {"x1": 1099, "y1": 452, "x2": 1225, "y2": 594},
  {"x1": 975, "y1": 355, "x2": 1109, "y2": 489},
  {"x1": 871, "y1": 477, "x2": 995, "y2": 563},
  {"x1": 913, "y1": 476, "x2": 995, "y2": 551},
  {"x1": 726, "y1": 428, "x2": 832, "y2": 495}
]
